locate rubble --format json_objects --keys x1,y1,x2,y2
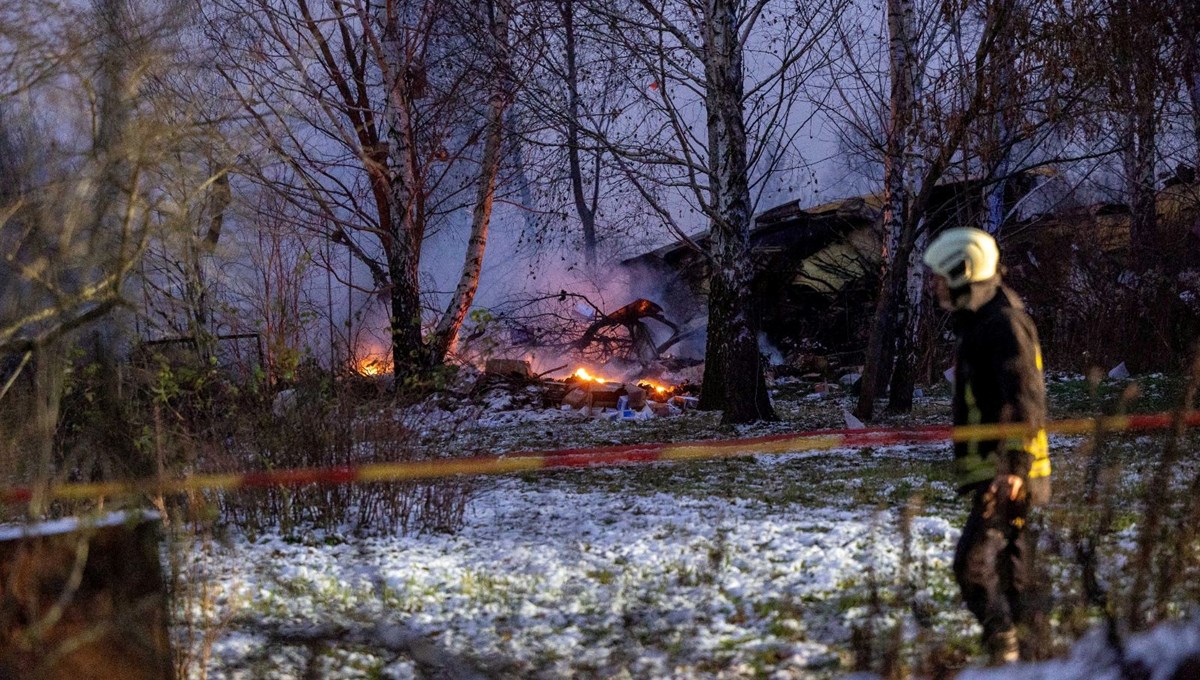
[
  {"x1": 438, "y1": 361, "x2": 698, "y2": 423},
  {"x1": 484, "y1": 359, "x2": 533, "y2": 378}
]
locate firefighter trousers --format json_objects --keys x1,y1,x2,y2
[{"x1": 953, "y1": 487, "x2": 1047, "y2": 652}]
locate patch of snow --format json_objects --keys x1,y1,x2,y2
[
  {"x1": 0, "y1": 509, "x2": 159, "y2": 541},
  {"x1": 178, "y1": 471, "x2": 962, "y2": 677},
  {"x1": 958, "y1": 621, "x2": 1200, "y2": 679}
]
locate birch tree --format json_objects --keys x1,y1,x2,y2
[
  {"x1": 1088, "y1": 0, "x2": 1174, "y2": 267},
  {"x1": 206, "y1": 0, "x2": 521, "y2": 381},
  {"x1": 510, "y1": 0, "x2": 636, "y2": 272},
  {"x1": 852, "y1": 0, "x2": 918, "y2": 422},
  {"x1": 425, "y1": 0, "x2": 515, "y2": 362},
  {"x1": 1178, "y1": 2, "x2": 1200, "y2": 174},
  {"x1": 551, "y1": 0, "x2": 604, "y2": 268},
  {"x1": 829, "y1": 0, "x2": 1083, "y2": 418},
  {"x1": 577, "y1": 0, "x2": 843, "y2": 423}
]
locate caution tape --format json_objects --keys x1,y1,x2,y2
[{"x1": 2, "y1": 411, "x2": 1198, "y2": 505}]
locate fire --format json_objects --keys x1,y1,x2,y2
[
  {"x1": 355, "y1": 351, "x2": 392, "y2": 376},
  {"x1": 573, "y1": 367, "x2": 607, "y2": 383},
  {"x1": 569, "y1": 367, "x2": 679, "y2": 398},
  {"x1": 639, "y1": 380, "x2": 670, "y2": 394}
]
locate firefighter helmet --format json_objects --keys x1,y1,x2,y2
[{"x1": 922, "y1": 227, "x2": 1000, "y2": 289}]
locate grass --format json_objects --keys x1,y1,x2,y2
[
  {"x1": 179, "y1": 371, "x2": 1200, "y2": 678},
  {"x1": 1046, "y1": 372, "x2": 1188, "y2": 417}
]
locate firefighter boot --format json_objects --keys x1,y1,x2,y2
[{"x1": 987, "y1": 628, "x2": 1020, "y2": 666}]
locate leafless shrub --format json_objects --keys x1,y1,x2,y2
[
  {"x1": 1040, "y1": 356, "x2": 1200, "y2": 672},
  {"x1": 211, "y1": 372, "x2": 473, "y2": 537}
]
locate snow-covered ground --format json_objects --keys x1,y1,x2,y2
[
  {"x1": 956, "y1": 622, "x2": 1200, "y2": 680},
  {"x1": 178, "y1": 452, "x2": 967, "y2": 678},
  {"x1": 159, "y1": 376, "x2": 1200, "y2": 678}
]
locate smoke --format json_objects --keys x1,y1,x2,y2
[{"x1": 758, "y1": 333, "x2": 785, "y2": 367}]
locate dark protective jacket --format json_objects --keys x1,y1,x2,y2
[{"x1": 950, "y1": 279, "x2": 1051, "y2": 502}]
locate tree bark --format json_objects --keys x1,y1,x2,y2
[
  {"x1": 887, "y1": 232, "x2": 927, "y2": 412},
  {"x1": 1110, "y1": 0, "x2": 1162, "y2": 270},
  {"x1": 427, "y1": 0, "x2": 511, "y2": 365},
  {"x1": 983, "y1": 0, "x2": 1020, "y2": 235},
  {"x1": 381, "y1": 11, "x2": 428, "y2": 381},
  {"x1": 698, "y1": 0, "x2": 775, "y2": 423},
  {"x1": 1127, "y1": 104, "x2": 1158, "y2": 269},
  {"x1": 30, "y1": 342, "x2": 64, "y2": 517},
  {"x1": 855, "y1": 0, "x2": 915, "y2": 421}
]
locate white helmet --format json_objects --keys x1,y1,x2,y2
[{"x1": 922, "y1": 227, "x2": 1000, "y2": 289}]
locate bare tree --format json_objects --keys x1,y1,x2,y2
[
  {"x1": 0, "y1": 0, "x2": 221, "y2": 510},
  {"x1": 851, "y1": 0, "x2": 918, "y2": 422},
  {"x1": 1093, "y1": 0, "x2": 1174, "y2": 266},
  {"x1": 572, "y1": 0, "x2": 843, "y2": 423},
  {"x1": 205, "y1": 0, "x2": 523, "y2": 381},
  {"x1": 425, "y1": 0, "x2": 515, "y2": 362},
  {"x1": 504, "y1": 0, "x2": 641, "y2": 274},
  {"x1": 1177, "y1": 1, "x2": 1200, "y2": 173},
  {"x1": 828, "y1": 0, "x2": 1087, "y2": 418}
]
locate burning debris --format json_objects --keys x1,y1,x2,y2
[
  {"x1": 557, "y1": 365, "x2": 698, "y2": 419},
  {"x1": 350, "y1": 295, "x2": 706, "y2": 425},
  {"x1": 472, "y1": 359, "x2": 698, "y2": 421},
  {"x1": 356, "y1": 355, "x2": 391, "y2": 377},
  {"x1": 353, "y1": 343, "x2": 394, "y2": 377},
  {"x1": 573, "y1": 298, "x2": 685, "y2": 362}
]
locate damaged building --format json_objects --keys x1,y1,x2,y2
[{"x1": 621, "y1": 176, "x2": 1025, "y2": 367}]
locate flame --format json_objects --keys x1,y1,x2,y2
[
  {"x1": 637, "y1": 380, "x2": 671, "y2": 394},
  {"x1": 355, "y1": 350, "x2": 392, "y2": 376},
  {"x1": 571, "y1": 368, "x2": 678, "y2": 395},
  {"x1": 573, "y1": 367, "x2": 607, "y2": 383}
]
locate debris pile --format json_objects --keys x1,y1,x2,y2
[{"x1": 474, "y1": 360, "x2": 698, "y2": 421}]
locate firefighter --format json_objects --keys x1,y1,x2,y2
[{"x1": 922, "y1": 227, "x2": 1051, "y2": 665}]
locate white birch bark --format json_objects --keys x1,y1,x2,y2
[
  {"x1": 855, "y1": 0, "x2": 915, "y2": 418},
  {"x1": 380, "y1": 2, "x2": 428, "y2": 373},
  {"x1": 428, "y1": 0, "x2": 512, "y2": 363},
  {"x1": 697, "y1": 0, "x2": 776, "y2": 423}
]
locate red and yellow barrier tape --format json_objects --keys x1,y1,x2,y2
[{"x1": 3, "y1": 411, "x2": 1197, "y2": 505}]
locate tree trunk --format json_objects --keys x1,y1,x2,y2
[
  {"x1": 507, "y1": 109, "x2": 541, "y2": 237},
  {"x1": 561, "y1": 0, "x2": 598, "y2": 268},
  {"x1": 1119, "y1": 1, "x2": 1161, "y2": 270},
  {"x1": 855, "y1": 0, "x2": 915, "y2": 421},
  {"x1": 983, "y1": 0, "x2": 1019, "y2": 235},
  {"x1": 699, "y1": 274, "x2": 730, "y2": 411},
  {"x1": 30, "y1": 342, "x2": 64, "y2": 517},
  {"x1": 381, "y1": 15, "x2": 428, "y2": 382},
  {"x1": 887, "y1": 231, "x2": 927, "y2": 412},
  {"x1": 856, "y1": 280, "x2": 896, "y2": 420},
  {"x1": 699, "y1": 0, "x2": 775, "y2": 423},
  {"x1": 387, "y1": 241, "x2": 424, "y2": 381},
  {"x1": 427, "y1": 0, "x2": 511, "y2": 365},
  {"x1": 1127, "y1": 104, "x2": 1158, "y2": 268},
  {"x1": 984, "y1": 124, "x2": 1010, "y2": 234}
]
